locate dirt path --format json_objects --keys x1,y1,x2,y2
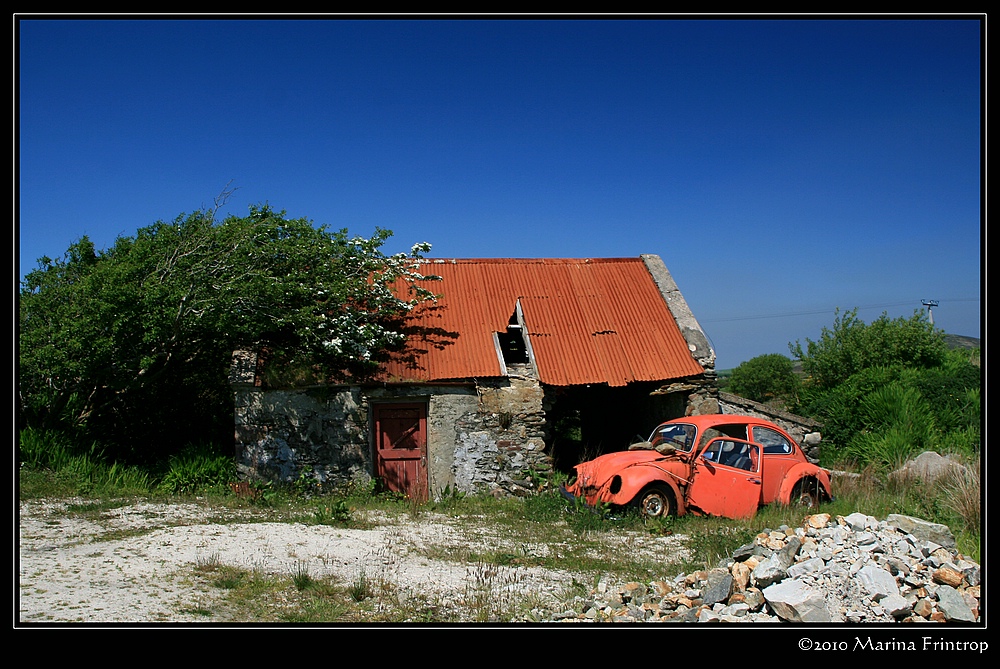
[{"x1": 18, "y1": 498, "x2": 683, "y2": 624}]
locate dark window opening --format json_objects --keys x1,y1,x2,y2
[
  {"x1": 498, "y1": 329, "x2": 528, "y2": 364},
  {"x1": 498, "y1": 310, "x2": 529, "y2": 365}
]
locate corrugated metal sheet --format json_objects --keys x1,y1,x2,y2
[{"x1": 380, "y1": 257, "x2": 705, "y2": 387}]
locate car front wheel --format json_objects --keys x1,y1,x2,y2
[{"x1": 637, "y1": 484, "x2": 676, "y2": 518}]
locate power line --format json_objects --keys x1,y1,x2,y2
[{"x1": 701, "y1": 298, "x2": 979, "y2": 324}]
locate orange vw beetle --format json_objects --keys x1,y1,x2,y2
[{"x1": 561, "y1": 414, "x2": 833, "y2": 519}]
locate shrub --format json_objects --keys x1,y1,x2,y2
[
  {"x1": 900, "y1": 354, "x2": 981, "y2": 435},
  {"x1": 794, "y1": 349, "x2": 980, "y2": 466},
  {"x1": 156, "y1": 443, "x2": 235, "y2": 495},
  {"x1": 843, "y1": 383, "x2": 936, "y2": 470},
  {"x1": 727, "y1": 353, "x2": 800, "y2": 405},
  {"x1": 795, "y1": 365, "x2": 904, "y2": 457},
  {"x1": 790, "y1": 308, "x2": 946, "y2": 390}
]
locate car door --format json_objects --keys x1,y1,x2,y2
[
  {"x1": 751, "y1": 424, "x2": 801, "y2": 505},
  {"x1": 686, "y1": 437, "x2": 762, "y2": 519}
]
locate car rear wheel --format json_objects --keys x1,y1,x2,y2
[{"x1": 637, "y1": 484, "x2": 676, "y2": 518}]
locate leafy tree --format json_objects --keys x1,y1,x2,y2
[
  {"x1": 789, "y1": 309, "x2": 980, "y2": 467},
  {"x1": 789, "y1": 307, "x2": 947, "y2": 391},
  {"x1": 19, "y1": 203, "x2": 436, "y2": 462},
  {"x1": 727, "y1": 353, "x2": 800, "y2": 405}
]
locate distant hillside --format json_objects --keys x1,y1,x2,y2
[{"x1": 943, "y1": 333, "x2": 981, "y2": 350}]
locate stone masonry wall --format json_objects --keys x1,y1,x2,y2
[
  {"x1": 450, "y1": 375, "x2": 553, "y2": 498},
  {"x1": 234, "y1": 386, "x2": 370, "y2": 492},
  {"x1": 232, "y1": 374, "x2": 555, "y2": 499}
]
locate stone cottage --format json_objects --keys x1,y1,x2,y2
[{"x1": 231, "y1": 254, "x2": 719, "y2": 500}]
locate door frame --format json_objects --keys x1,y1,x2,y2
[{"x1": 371, "y1": 401, "x2": 429, "y2": 501}]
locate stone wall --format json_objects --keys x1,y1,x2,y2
[
  {"x1": 231, "y1": 350, "x2": 718, "y2": 498},
  {"x1": 232, "y1": 373, "x2": 555, "y2": 499},
  {"x1": 451, "y1": 375, "x2": 552, "y2": 497},
  {"x1": 717, "y1": 391, "x2": 824, "y2": 463},
  {"x1": 651, "y1": 376, "x2": 721, "y2": 417},
  {"x1": 234, "y1": 386, "x2": 370, "y2": 492}
]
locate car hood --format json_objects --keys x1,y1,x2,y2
[{"x1": 572, "y1": 449, "x2": 685, "y2": 488}]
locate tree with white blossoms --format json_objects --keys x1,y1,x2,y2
[{"x1": 18, "y1": 199, "x2": 437, "y2": 462}]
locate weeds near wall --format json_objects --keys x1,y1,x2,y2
[
  {"x1": 18, "y1": 428, "x2": 152, "y2": 496},
  {"x1": 155, "y1": 444, "x2": 234, "y2": 495},
  {"x1": 309, "y1": 500, "x2": 352, "y2": 525}
]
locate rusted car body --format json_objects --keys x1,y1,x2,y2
[{"x1": 561, "y1": 414, "x2": 833, "y2": 520}]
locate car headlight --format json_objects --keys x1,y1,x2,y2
[{"x1": 609, "y1": 475, "x2": 622, "y2": 494}]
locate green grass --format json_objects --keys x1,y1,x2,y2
[
  {"x1": 19, "y1": 425, "x2": 980, "y2": 621},
  {"x1": 23, "y1": 474, "x2": 981, "y2": 622},
  {"x1": 22, "y1": 454, "x2": 980, "y2": 571}
]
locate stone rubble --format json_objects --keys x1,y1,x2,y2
[{"x1": 532, "y1": 512, "x2": 980, "y2": 623}]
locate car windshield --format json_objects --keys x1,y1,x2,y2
[{"x1": 648, "y1": 423, "x2": 696, "y2": 452}]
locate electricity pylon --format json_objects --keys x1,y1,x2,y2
[{"x1": 921, "y1": 299, "x2": 939, "y2": 325}]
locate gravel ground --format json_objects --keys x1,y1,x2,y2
[{"x1": 17, "y1": 497, "x2": 685, "y2": 624}]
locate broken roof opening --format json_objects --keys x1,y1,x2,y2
[{"x1": 496, "y1": 304, "x2": 529, "y2": 367}]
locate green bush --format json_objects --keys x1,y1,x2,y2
[
  {"x1": 795, "y1": 365, "x2": 903, "y2": 456},
  {"x1": 900, "y1": 353, "x2": 981, "y2": 435},
  {"x1": 18, "y1": 206, "x2": 436, "y2": 466},
  {"x1": 791, "y1": 308, "x2": 947, "y2": 391},
  {"x1": 727, "y1": 353, "x2": 800, "y2": 405},
  {"x1": 845, "y1": 383, "x2": 937, "y2": 467},
  {"x1": 791, "y1": 334, "x2": 980, "y2": 468},
  {"x1": 156, "y1": 444, "x2": 235, "y2": 495}
]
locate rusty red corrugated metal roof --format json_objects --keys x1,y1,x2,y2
[{"x1": 380, "y1": 257, "x2": 705, "y2": 387}]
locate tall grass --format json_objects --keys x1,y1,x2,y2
[
  {"x1": 19, "y1": 427, "x2": 87, "y2": 470},
  {"x1": 155, "y1": 443, "x2": 235, "y2": 495},
  {"x1": 843, "y1": 383, "x2": 936, "y2": 468},
  {"x1": 19, "y1": 429, "x2": 235, "y2": 499},
  {"x1": 18, "y1": 427, "x2": 152, "y2": 496},
  {"x1": 940, "y1": 457, "x2": 981, "y2": 538}
]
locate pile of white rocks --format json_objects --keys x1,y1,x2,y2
[{"x1": 541, "y1": 512, "x2": 980, "y2": 623}]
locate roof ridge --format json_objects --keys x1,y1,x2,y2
[{"x1": 419, "y1": 257, "x2": 645, "y2": 264}]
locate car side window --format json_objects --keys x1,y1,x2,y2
[
  {"x1": 753, "y1": 426, "x2": 793, "y2": 455},
  {"x1": 698, "y1": 424, "x2": 748, "y2": 451},
  {"x1": 702, "y1": 439, "x2": 757, "y2": 472}
]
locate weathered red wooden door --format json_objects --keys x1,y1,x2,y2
[{"x1": 373, "y1": 403, "x2": 428, "y2": 502}]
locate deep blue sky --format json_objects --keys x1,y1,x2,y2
[{"x1": 17, "y1": 17, "x2": 983, "y2": 370}]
